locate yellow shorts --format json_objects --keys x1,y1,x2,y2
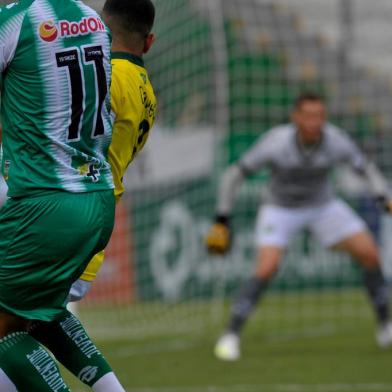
[{"x1": 80, "y1": 250, "x2": 105, "y2": 282}]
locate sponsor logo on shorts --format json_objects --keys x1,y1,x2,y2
[
  {"x1": 38, "y1": 17, "x2": 105, "y2": 42},
  {"x1": 263, "y1": 224, "x2": 275, "y2": 233},
  {"x1": 3, "y1": 160, "x2": 10, "y2": 181}
]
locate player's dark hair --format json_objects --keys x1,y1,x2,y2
[
  {"x1": 294, "y1": 92, "x2": 325, "y2": 109},
  {"x1": 103, "y1": 0, "x2": 155, "y2": 37}
]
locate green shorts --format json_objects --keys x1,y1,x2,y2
[{"x1": 0, "y1": 190, "x2": 115, "y2": 321}]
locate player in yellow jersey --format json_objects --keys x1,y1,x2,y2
[{"x1": 69, "y1": 0, "x2": 157, "y2": 302}]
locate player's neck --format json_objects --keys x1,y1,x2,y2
[
  {"x1": 296, "y1": 132, "x2": 322, "y2": 152},
  {"x1": 111, "y1": 42, "x2": 143, "y2": 59}
]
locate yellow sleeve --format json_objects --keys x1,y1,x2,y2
[{"x1": 108, "y1": 66, "x2": 138, "y2": 200}]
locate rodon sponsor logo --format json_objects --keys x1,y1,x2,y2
[
  {"x1": 39, "y1": 20, "x2": 58, "y2": 42},
  {"x1": 39, "y1": 17, "x2": 105, "y2": 42}
]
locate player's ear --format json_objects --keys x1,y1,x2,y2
[{"x1": 143, "y1": 33, "x2": 155, "y2": 54}]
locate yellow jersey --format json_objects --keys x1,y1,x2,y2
[
  {"x1": 109, "y1": 52, "x2": 157, "y2": 201},
  {"x1": 80, "y1": 52, "x2": 156, "y2": 282}
]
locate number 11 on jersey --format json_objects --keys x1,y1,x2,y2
[{"x1": 56, "y1": 45, "x2": 108, "y2": 141}]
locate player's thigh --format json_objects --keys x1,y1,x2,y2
[
  {"x1": 255, "y1": 204, "x2": 308, "y2": 248},
  {"x1": 0, "y1": 191, "x2": 115, "y2": 321},
  {"x1": 310, "y1": 199, "x2": 367, "y2": 248},
  {"x1": 333, "y1": 231, "x2": 379, "y2": 269}
]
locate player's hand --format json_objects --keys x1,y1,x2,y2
[
  {"x1": 384, "y1": 199, "x2": 392, "y2": 213},
  {"x1": 377, "y1": 196, "x2": 392, "y2": 213},
  {"x1": 205, "y1": 216, "x2": 231, "y2": 255}
]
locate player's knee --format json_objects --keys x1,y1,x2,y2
[
  {"x1": 362, "y1": 247, "x2": 380, "y2": 269},
  {"x1": 255, "y1": 260, "x2": 280, "y2": 280},
  {"x1": 0, "y1": 313, "x2": 28, "y2": 338},
  {"x1": 255, "y1": 247, "x2": 283, "y2": 280},
  {"x1": 354, "y1": 243, "x2": 380, "y2": 269}
]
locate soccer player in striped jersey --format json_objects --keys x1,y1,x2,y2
[
  {"x1": 206, "y1": 92, "x2": 392, "y2": 361},
  {"x1": 68, "y1": 0, "x2": 157, "y2": 301},
  {"x1": 0, "y1": 0, "x2": 124, "y2": 390}
]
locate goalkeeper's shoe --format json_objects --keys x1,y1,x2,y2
[
  {"x1": 214, "y1": 332, "x2": 240, "y2": 361},
  {"x1": 376, "y1": 322, "x2": 392, "y2": 348}
]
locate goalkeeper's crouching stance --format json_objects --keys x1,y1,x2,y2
[{"x1": 206, "y1": 92, "x2": 392, "y2": 361}]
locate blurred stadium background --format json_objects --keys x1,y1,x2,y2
[{"x1": 2, "y1": 0, "x2": 392, "y2": 391}]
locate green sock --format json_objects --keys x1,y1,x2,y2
[
  {"x1": 0, "y1": 331, "x2": 70, "y2": 392},
  {"x1": 30, "y1": 310, "x2": 112, "y2": 387}
]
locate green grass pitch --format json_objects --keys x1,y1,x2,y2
[{"x1": 63, "y1": 289, "x2": 392, "y2": 392}]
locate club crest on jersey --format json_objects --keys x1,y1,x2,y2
[{"x1": 38, "y1": 17, "x2": 105, "y2": 43}]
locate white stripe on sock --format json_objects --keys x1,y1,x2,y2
[
  {"x1": 0, "y1": 368, "x2": 17, "y2": 392},
  {"x1": 92, "y1": 372, "x2": 126, "y2": 392}
]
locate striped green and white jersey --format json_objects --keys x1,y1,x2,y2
[{"x1": 0, "y1": 0, "x2": 113, "y2": 197}]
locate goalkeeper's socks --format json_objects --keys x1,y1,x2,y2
[
  {"x1": 0, "y1": 331, "x2": 71, "y2": 391},
  {"x1": 363, "y1": 267, "x2": 390, "y2": 324},
  {"x1": 228, "y1": 276, "x2": 268, "y2": 334},
  {"x1": 29, "y1": 310, "x2": 125, "y2": 391}
]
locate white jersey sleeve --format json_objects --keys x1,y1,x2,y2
[
  {"x1": 326, "y1": 124, "x2": 388, "y2": 197},
  {"x1": 328, "y1": 125, "x2": 366, "y2": 172},
  {"x1": 0, "y1": 4, "x2": 25, "y2": 72},
  {"x1": 238, "y1": 126, "x2": 285, "y2": 174}
]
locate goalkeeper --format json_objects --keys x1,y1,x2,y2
[
  {"x1": 206, "y1": 92, "x2": 392, "y2": 361},
  {"x1": 68, "y1": 0, "x2": 157, "y2": 302}
]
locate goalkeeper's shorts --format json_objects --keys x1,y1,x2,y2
[
  {"x1": 254, "y1": 198, "x2": 366, "y2": 248},
  {"x1": 0, "y1": 190, "x2": 115, "y2": 321}
]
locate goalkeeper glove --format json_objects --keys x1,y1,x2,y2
[
  {"x1": 376, "y1": 195, "x2": 392, "y2": 213},
  {"x1": 205, "y1": 215, "x2": 231, "y2": 255}
]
